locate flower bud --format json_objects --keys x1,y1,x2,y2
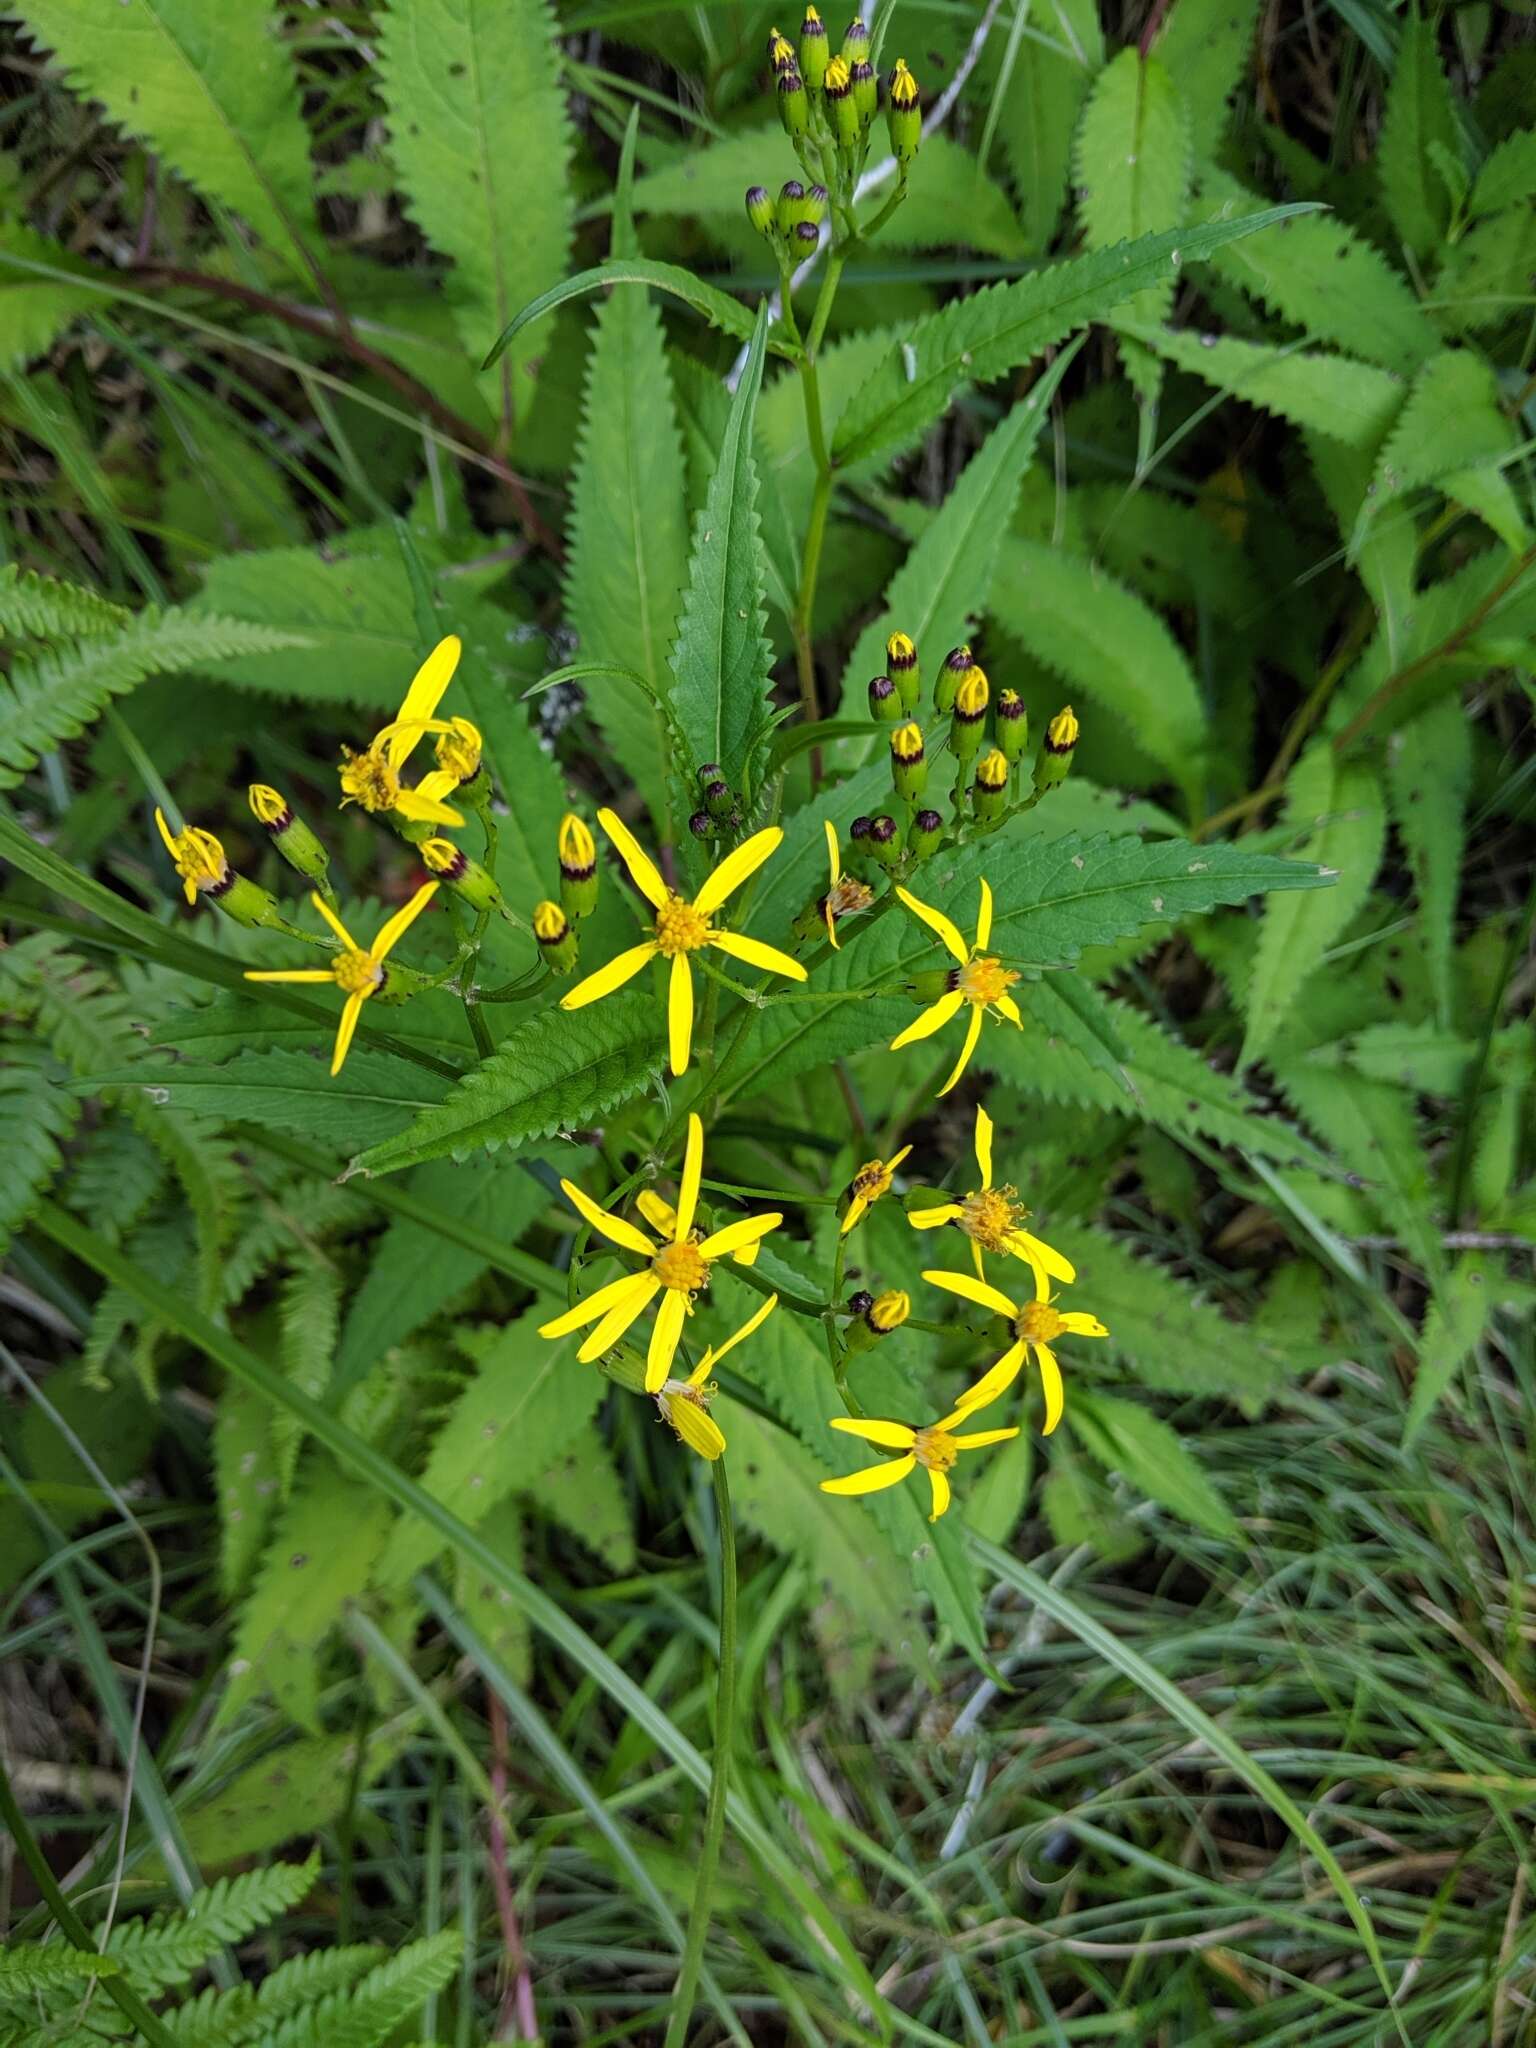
[
  {"x1": 996, "y1": 688, "x2": 1029, "y2": 763},
  {"x1": 533, "y1": 899, "x2": 579, "y2": 975},
  {"x1": 219, "y1": 873, "x2": 289, "y2": 932},
  {"x1": 433, "y1": 717, "x2": 485, "y2": 799},
  {"x1": 767, "y1": 23, "x2": 796, "y2": 70},
  {"x1": 689, "y1": 809, "x2": 715, "y2": 839},
  {"x1": 844, "y1": 1284, "x2": 909, "y2": 1355},
  {"x1": 841, "y1": 16, "x2": 871, "y2": 64},
  {"x1": 701, "y1": 773, "x2": 737, "y2": 821},
  {"x1": 867, "y1": 814, "x2": 902, "y2": 868},
  {"x1": 973, "y1": 748, "x2": 1010, "y2": 827},
  {"x1": 850, "y1": 57, "x2": 877, "y2": 129},
  {"x1": 849, "y1": 814, "x2": 873, "y2": 841},
  {"x1": 889, "y1": 721, "x2": 928, "y2": 802},
  {"x1": 887, "y1": 57, "x2": 921, "y2": 163},
  {"x1": 868, "y1": 673, "x2": 901, "y2": 724},
  {"x1": 156, "y1": 807, "x2": 283, "y2": 932},
  {"x1": 777, "y1": 64, "x2": 809, "y2": 140},
  {"x1": 776, "y1": 178, "x2": 806, "y2": 234},
  {"x1": 799, "y1": 5, "x2": 828, "y2": 88},
  {"x1": 886, "y1": 630, "x2": 920, "y2": 713},
  {"x1": 746, "y1": 184, "x2": 775, "y2": 237},
  {"x1": 1034, "y1": 705, "x2": 1079, "y2": 792},
  {"x1": 558, "y1": 811, "x2": 599, "y2": 919},
  {"x1": 908, "y1": 807, "x2": 944, "y2": 860},
  {"x1": 805, "y1": 182, "x2": 829, "y2": 225},
  {"x1": 949, "y1": 664, "x2": 989, "y2": 764},
  {"x1": 422, "y1": 836, "x2": 506, "y2": 915},
  {"x1": 846, "y1": 1289, "x2": 874, "y2": 1318},
  {"x1": 824, "y1": 55, "x2": 859, "y2": 149},
  {"x1": 248, "y1": 784, "x2": 330, "y2": 887},
  {"x1": 793, "y1": 220, "x2": 819, "y2": 251},
  {"x1": 936, "y1": 643, "x2": 973, "y2": 714}
]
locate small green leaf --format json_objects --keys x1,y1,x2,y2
[
  {"x1": 1070, "y1": 1389, "x2": 1239, "y2": 1539},
  {"x1": 1377, "y1": 15, "x2": 1461, "y2": 263}
]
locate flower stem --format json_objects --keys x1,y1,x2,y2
[{"x1": 663, "y1": 1458, "x2": 738, "y2": 2048}]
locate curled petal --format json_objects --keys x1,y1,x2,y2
[
  {"x1": 372, "y1": 881, "x2": 440, "y2": 961},
  {"x1": 927, "y1": 1466, "x2": 951, "y2": 1521},
  {"x1": 1011, "y1": 1231, "x2": 1076, "y2": 1287},
  {"x1": 636, "y1": 1190, "x2": 677, "y2": 1238},
  {"x1": 661, "y1": 1392, "x2": 726, "y2": 1461},
  {"x1": 1035, "y1": 1342, "x2": 1065, "y2": 1435},
  {"x1": 937, "y1": 1003, "x2": 984, "y2": 1096},
  {"x1": 922, "y1": 1268, "x2": 1018, "y2": 1320},
  {"x1": 331, "y1": 991, "x2": 367, "y2": 1075},
  {"x1": 942, "y1": 1342, "x2": 1027, "y2": 1425},
  {"x1": 907, "y1": 1203, "x2": 962, "y2": 1230},
  {"x1": 1060, "y1": 1311, "x2": 1109, "y2": 1338},
  {"x1": 949, "y1": 1425, "x2": 1021, "y2": 1451}
]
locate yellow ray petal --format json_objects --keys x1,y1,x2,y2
[
  {"x1": 697, "y1": 1212, "x2": 781, "y2": 1262},
  {"x1": 819, "y1": 1453, "x2": 916, "y2": 1498},
  {"x1": 974, "y1": 1104, "x2": 994, "y2": 1190},
  {"x1": 694, "y1": 1292, "x2": 778, "y2": 1379},
  {"x1": 1035, "y1": 1342, "x2": 1065, "y2": 1434},
  {"x1": 560, "y1": 941, "x2": 658, "y2": 1010},
  {"x1": 1010, "y1": 1230, "x2": 1076, "y2": 1286},
  {"x1": 244, "y1": 969, "x2": 337, "y2": 984},
  {"x1": 994, "y1": 992, "x2": 1022, "y2": 1027},
  {"x1": 661, "y1": 1393, "x2": 726, "y2": 1461},
  {"x1": 539, "y1": 1269, "x2": 654, "y2": 1339},
  {"x1": 824, "y1": 818, "x2": 840, "y2": 886},
  {"x1": 330, "y1": 991, "x2": 366, "y2": 1074},
  {"x1": 597, "y1": 806, "x2": 668, "y2": 910},
  {"x1": 153, "y1": 806, "x2": 180, "y2": 858},
  {"x1": 373, "y1": 880, "x2": 440, "y2": 961},
  {"x1": 839, "y1": 1192, "x2": 869, "y2": 1237},
  {"x1": 388, "y1": 634, "x2": 462, "y2": 767},
  {"x1": 889, "y1": 988, "x2": 965, "y2": 1051},
  {"x1": 937, "y1": 1003, "x2": 984, "y2": 1096},
  {"x1": 895, "y1": 885, "x2": 968, "y2": 965},
  {"x1": 559, "y1": 1177, "x2": 657, "y2": 1259},
  {"x1": 944, "y1": 1342, "x2": 1027, "y2": 1423},
  {"x1": 887, "y1": 1144, "x2": 913, "y2": 1171},
  {"x1": 668, "y1": 952, "x2": 694, "y2": 1076},
  {"x1": 708, "y1": 930, "x2": 807, "y2": 981},
  {"x1": 949, "y1": 1426, "x2": 1021, "y2": 1450},
  {"x1": 692, "y1": 826, "x2": 783, "y2": 916},
  {"x1": 1060, "y1": 1311, "x2": 1109, "y2": 1338},
  {"x1": 922, "y1": 1268, "x2": 1018, "y2": 1320},
  {"x1": 926, "y1": 1466, "x2": 951, "y2": 1521},
  {"x1": 579, "y1": 1272, "x2": 660, "y2": 1358},
  {"x1": 829, "y1": 1416, "x2": 916, "y2": 1450},
  {"x1": 975, "y1": 875, "x2": 994, "y2": 951},
  {"x1": 675, "y1": 1113, "x2": 705, "y2": 1241},
  {"x1": 636, "y1": 1190, "x2": 677, "y2": 1238},
  {"x1": 645, "y1": 1288, "x2": 689, "y2": 1393},
  {"x1": 311, "y1": 890, "x2": 360, "y2": 951},
  {"x1": 907, "y1": 1203, "x2": 962, "y2": 1229},
  {"x1": 393, "y1": 787, "x2": 465, "y2": 827}
]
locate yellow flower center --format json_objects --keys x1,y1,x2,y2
[
  {"x1": 959, "y1": 1185, "x2": 1023, "y2": 1252},
  {"x1": 1016, "y1": 1301, "x2": 1064, "y2": 1344},
  {"x1": 957, "y1": 954, "x2": 1017, "y2": 1007},
  {"x1": 913, "y1": 1426, "x2": 957, "y2": 1472},
  {"x1": 339, "y1": 748, "x2": 400, "y2": 814},
  {"x1": 652, "y1": 1240, "x2": 710, "y2": 1293},
  {"x1": 333, "y1": 949, "x2": 384, "y2": 996},
  {"x1": 654, "y1": 896, "x2": 712, "y2": 956},
  {"x1": 851, "y1": 1157, "x2": 893, "y2": 1202},
  {"x1": 434, "y1": 721, "x2": 481, "y2": 784}
]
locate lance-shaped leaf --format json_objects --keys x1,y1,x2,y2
[{"x1": 484, "y1": 257, "x2": 792, "y2": 368}]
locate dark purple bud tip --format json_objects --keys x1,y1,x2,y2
[
  {"x1": 869, "y1": 814, "x2": 898, "y2": 845},
  {"x1": 846, "y1": 1289, "x2": 874, "y2": 1317},
  {"x1": 914, "y1": 808, "x2": 942, "y2": 835},
  {"x1": 698, "y1": 762, "x2": 722, "y2": 784},
  {"x1": 944, "y1": 644, "x2": 974, "y2": 673},
  {"x1": 869, "y1": 674, "x2": 896, "y2": 700},
  {"x1": 794, "y1": 220, "x2": 819, "y2": 245},
  {"x1": 997, "y1": 689, "x2": 1026, "y2": 720},
  {"x1": 689, "y1": 810, "x2": 713, "y2": 837},
  {"x1": 850, "y1": 814, "x2": 873, "y2": 840},
  {"x1": 781, "y1": 178, "x2": 805, "y2": 201}
]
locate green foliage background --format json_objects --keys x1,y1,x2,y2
[{"x1": 0, "y1": 1, "x2": 1533, "y2": 2042}]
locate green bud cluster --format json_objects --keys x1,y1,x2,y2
[{"x1": 763, "y1": 12, "x2": 921, "y2": 225}]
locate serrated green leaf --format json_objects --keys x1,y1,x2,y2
[
  {"x1": 264, "y1": 1930, "x2": 461, "y2": 2048},
  {"x1": 1469, "y1": 123, "x2": 1536, "y2": 218},
  {"x1": 213, "y1": 1376, "x2": 279, "y2": 1601},
  {"x1": 274, "y1": 1258, "x2": 341, "y2": 1497},
  {"x1": 667, "y1": 303, "x2": 774, "y2": 798},
  {"x1": 1273, "y1": 1063, "x2": 1442, "y2": 1281},
  {"x1": 1357, "y1": 349, "x2": 1515, "y2": 551},
  {"x1": 0, "y1": 1945, "x2": 121, "y2": 1993},
  {"x1": 454, "y1": 1499, "x2": 529, "y2": 1685},
  {"x1": 1386, "y1": 696, "x2": 1470, "y2": 1026},
  {"x1": 0, "y1": 1049, "x2": 76, "y2": 1257},
  {"x1": 78, "y1": 1049, "x2": 451, "y2": 1150},
  {"x1": 1154, "y1": 0, "x2": 1259, "y2": 157},
  {"x1": 831, "y1": 205, "x2": 1316, "y2": 465},
  {"x1": 352, "y1": 988, "x2": 659, "y2": 1177},
  {"x1": 11, "y1": 0, "x2": 319, "y2": 269},
  {"x1": 379, "y1": 1315, "x2": 600, "y2": 1582},
  {"x1": 175, "y1": 1734, "x2": 401, "y2": 1868},
  {"x1": 1070, "y1": 1389, "x2": 1238, "y2": 1538},
  {"x1": 1073, "y1": 1231, "x2": 1297, "y2": 1401},
  {"x1": 1432, "y1": 204, "x2": 1536, "y2": 338},
  {"x1": 989, "y1": 533, "x2": 1206, "y2": 792},
  {"x1": 378, "y1": 0, "x2": 572, "y2": 421},
  {"x1": 987, "y1": 0, "x2": 1103, "y2": 253},
  {"x1": 1125, "y1": 322, "x2": 1406, "y2": 446},
  {"x1": 527, "y1": 1421, "x2": 636, "y2": 1571},
  {"x1": 1377, "y1": 15, "x2": 1460, "y2": 264},
  {"x1": 1241, "y1": 743, "x2": 1385, "y2": 1064}
]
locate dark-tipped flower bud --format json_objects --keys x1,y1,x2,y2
[
  {"x1": 805, "y1": 182, "x2": 829, "y2": 225},
  {"x1": 746, "y1": 185, "x2": 776, "y2": 237},
  {"x1": 841, "y1": 16, "x2": 871, "y2": 64},
  {"x1": 850, "y1": 57, "x2": 877, "y2": 129},
  {"x1": 533, "y1": 899, "x2": 579, "y2": 975},
  {"x1": 936, "y1": 643, "x2": 973, "y2": 714},
  {"x1": 887, "y1": 57, "x2": 921, "y2": 163},
  {"x1": 973, "y1": 747, "x2": 1010, "y2": 827},
  {"x1": 889, "y1": 720, "x2": 928, "y2": 802},
  {"x1": 886, "y1": 630, "x2": 920, "y2": 713},
  {"x1": 868, "y1": 674, "x2": 901, "y2": 724},
  {"x1": 867, "y1": 814, "x2": 902, "y2": 868},
  {"x1": 156, "y1": 806, "x2": 284, "y2": 931},
  {"x1": 793, "y1": 220, "x2": 819, "y2": 250},
  {"x1": 702, "y1": 775, "x2": 737, "y2": 821},
  {"x1": 824, "y1": 55, "x2": 859, "y2": 149},
  {"x1": 949, "y1": 664, "x2": 989, "y2": 764},
  {"x1": 846, "y1": 1288, "x2": 874, "y2": 1318},
  {"x1": 844, "y1": 1284, "x2": 909, "y2": 1355},
  {"x1": 909, "y1": 807, "x2": 944, "y2": 860},
  {"x1": 558, "y1": 811, "x2": 599, "y2": 919},
  {"x1": 422, "y1": 836, "x2": 506, "y2": 915},
  {"x1": 689, "y1": 808, "x2": 715, "y2": 839},
  {"x1": 996, "y1": 688, "x2": 1029, "y2": 763},
  {"x1": 248, "y1": 783, "x2": 330, "y2": 887},
  {"x1": 776, "y1": 178, "x2": 806, "y2": 234},
  {"x1": 849, "y1": 814, "x2": 873, "y2": 841},
  {"x1": 777, "y1": 64, "x2": 809, "y2": 140},
  {"x1": 799, "y1": 5, "x2": 828, "y2": 88},
  {"x1": 767, "y1": 23, "x2": 796, "y2": 70},
  {"x1": 1034, "y1": 705, "x2": 1079, "y2": 792}
]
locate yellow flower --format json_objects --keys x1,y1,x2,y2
[
  {"x1": 655, "y1": 1293, "x2": 779, "y2": 1462},
  {"x1": 819, "y1": 1380, "x2": 1019, "y2": 1521},
  {"x1": 337, "y1": 635, "x2": 471, "y2": 827},
  {"x1": 559, "y1": 809, "x2": 807, "y2": 1076},
  {"x1": 921, "y1": 1264, "x2": 1108, "y2": 1436},
  {"x1": 538, "y1": 1114, "x2": 783, "y2": 1391},
  {"x1": 821, "y1": 820, "x2": 873, "y2": 949},
  {"x1": 840, "y1": 1145, "x2": 912, "y2": 1235},
  {"x1": 154, "y1": 807, "x2": 229, "y2": 905},
  {"x1": 243, "y1": 883, "x2": 438, "y2": 1075},
  {"x1": 891, "y1": 876, "x2": 1021, "y2": 1095},
  {"x1": 908, "y1": 1104, "x2": 1074, "y2": 1289}
]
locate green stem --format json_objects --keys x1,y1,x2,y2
[
  {"x1": 663, "y1": 1459, "x2": 738, "y2": 2048},
  {"x1": 0, "y1": 1756, "x2": 179, "y2": 2048},
  {"x1": 856, "y1": 166, "x2": 909, "y2": 244}
]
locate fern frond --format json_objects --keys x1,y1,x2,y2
[
  {"x1": 107, "y1": 1855, "x2": 321, "y2": 1992},
  {"x1": 164, "y1": 1945, "x2": 382, "y2": 2047},
  {"x1": 0, "y1": 1045, "x2": 78, "y2": 1255},
  {"x1": 259, "y1": 1932, "x2": 460, "y2": 2048},
  {"x1": 0, "y1": 1943, "x2": 122, "y2": 1995},
  {"x1": 0, "y1": 562, "x2": 131, "y2": 639}
]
